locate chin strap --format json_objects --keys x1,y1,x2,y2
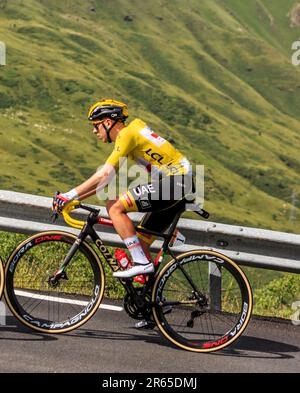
[{"x1": 104, "y1": 121, "x2": 118, "y2": 143}]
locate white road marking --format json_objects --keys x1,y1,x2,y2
[{"x1": 15, "y1": 290, "x2": 123, "y2": 311}]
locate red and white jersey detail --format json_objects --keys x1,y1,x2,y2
[{"x1": 139, "y1": 127, "x2": 166, "y2": 147}]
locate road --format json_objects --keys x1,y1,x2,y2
[{"x1": 0, "y1": 299, "x2": 299, "y2": 373}]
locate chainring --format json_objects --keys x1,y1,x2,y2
[{"x1": 123, "y1": 289, "x2": 152, "y2": 320}]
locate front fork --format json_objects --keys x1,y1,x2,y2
[{"x1": 48, "y1": 238, "x2": 82, "y2": 287}]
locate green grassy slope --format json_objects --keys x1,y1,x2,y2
[{"x1": 1, "y1": 0, "x2": 300, "y2": 232}]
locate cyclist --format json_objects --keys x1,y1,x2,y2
[{"x1": 53, "y1": 99, "x2": 194, "y2": 279}]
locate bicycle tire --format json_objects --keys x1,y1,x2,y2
[
  {"x1": 5, "y1": 231, "x2": 105, "y2": 333},
  {"x1": 152, "y1": 250, "x2": 252, "y2": 353},
  {"x1": 0, "y1": 260, "x2": 4, "y2": 300}
]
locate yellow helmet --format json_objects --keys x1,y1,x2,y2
[{"x1": 88, "y1": 99, "x2": 128, "y2": 123}]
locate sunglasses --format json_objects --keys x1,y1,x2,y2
[{"x1": 93, "y1": 120, "x2": 105, "y2": 132}]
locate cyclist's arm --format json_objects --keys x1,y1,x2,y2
[
  {"x1": 68, "y1": 129, "x2": 136, "y2": 201},
  {"x1": 74, "y1": 163, "x2": 115, "y2": 200}
]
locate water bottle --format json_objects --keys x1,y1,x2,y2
[
  {"x1": 115, "y1": 248, "x2": 131, "y2": 269},
  {"x1": 115, "y1": 248, "x2": 148, "y2": 285}
]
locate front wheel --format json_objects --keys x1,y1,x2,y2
[
  {"x1": 152, "y1": 250, "x2": 252, "y2": 352},
  {"x1": 5, "y1": 231, "x2": 105, "y2": 333}
]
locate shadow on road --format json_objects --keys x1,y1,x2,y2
[
  {"x1": 65, "y1": 326, "x2": 299, "y2": 359},
  {"x1": 66, "y1": 327, "x2": 178, "y2": 350},
  {"x1": 0, "y1": 316, "x2": 57, "y2": 342},
  {"x1": 2, "y1": 315, "x2": 299, "y2": 360},
  {"x1": 216, "y1": 335, "x2": 299, "y2": 360}
]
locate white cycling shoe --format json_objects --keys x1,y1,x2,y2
[
  {"x1": 113, "y1": 262, "x2": 154, "y2": 279},
  {"x1": 135, "y1": 319, "x2": 156, "y2": 329}
]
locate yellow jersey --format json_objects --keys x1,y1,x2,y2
[{"x1": 105, "y1": 119, "x2": 191, "y2": 176}]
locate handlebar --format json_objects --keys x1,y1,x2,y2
[
  {"x1": 55, "y1": 201, "x2": 113, "y2": 230},
  {"x1": 61, "y1": 200, "x2": 85, "y2": 229},
  {"x1": 53, "y1": 200, "x2": 99, "y2": 229}
]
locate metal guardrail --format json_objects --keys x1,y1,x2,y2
[{"x1": 0, "y1": 190, "x2": 300, "y2": 273}]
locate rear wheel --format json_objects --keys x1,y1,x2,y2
[
  {"x1": 152, "y1": 250, "x2": 252, "y2": 352},
  {"x1": 5, "y1": 231, "x2": 105, "y2": 333}
]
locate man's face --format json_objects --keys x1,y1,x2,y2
[{"x1": 93, "y1": 119, "x2": 109, "y2": 143}]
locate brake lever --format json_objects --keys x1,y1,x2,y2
[
  {"x1": 51, "y1": 190, "x2": 60, "y2": 222},
  {"x1": 51, "y1": 210, "x2": 59, "y2": 223}
]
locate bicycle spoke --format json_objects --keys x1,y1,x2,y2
[
  {"x1": 153, "y1": 250, "x2": 252, "y2": 352},
  {"x1": 5, "y1": 232, "x2": 104, "y2": 333}
]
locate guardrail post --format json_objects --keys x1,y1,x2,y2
[
  {"x1": 0, "y1": 301, "x2": 6, "y2": 326},
  {"x1": 209, "y1": 262, "x2": 221, "y2": 311}
]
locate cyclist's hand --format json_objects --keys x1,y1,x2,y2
[{"x1": 52, "y1": 191, "x2": 71, "y2": 214}]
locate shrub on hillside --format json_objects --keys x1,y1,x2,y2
[{"x1": 254, "y1": 274, "x2": 300, "y2": 318}]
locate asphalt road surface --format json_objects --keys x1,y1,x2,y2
[{"x1": 0, "y1": 299, "x2": 299, "y2": 373}]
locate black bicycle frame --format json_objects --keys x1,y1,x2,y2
[{"x1": 56, "y1": 205, "x2": 208, "y2": 302}]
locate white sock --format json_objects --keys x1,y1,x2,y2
[{"x1": 124, "y1": 235, "x2": 150, "y2": 265}]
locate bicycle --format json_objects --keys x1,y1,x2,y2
[{"x1": 4, "y1": 200, "x2": 252, "y2": 352}]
